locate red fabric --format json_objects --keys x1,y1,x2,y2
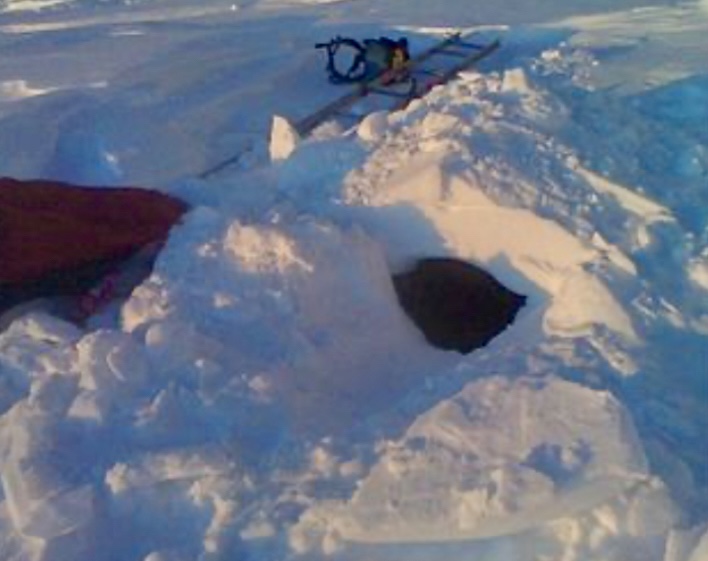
[{"x1": 0, "y1": 177, "x2": 188, "y2": 285}]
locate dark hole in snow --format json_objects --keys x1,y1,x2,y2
[{"x1": 392, "y1": 257, "x2": 526, "y2": 354}]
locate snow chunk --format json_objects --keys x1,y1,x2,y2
[
  {"x1": 577, "y1": 166, "x2": 674, "y2": 224},
  {"x1": 106, "y1": 446, "x2": 240, "y2": 559},
  {"x1": 278, "y1": 136, "x2": 366, "y2": 201},
  {"x1": 502, "y1": 68, "x2": 533, "y2": 94},
  {"x1": 357, "y1": 111, "x2": 390, "y2": 143},
  {"x1": 224, "y1": 222, "x2": 313, "y2": 274},
  {"x1": 544, "y1": 268, "x2": 639, "y2": 343},
  {"x1": 688, "y1": 256, "x2": 708, "y2": 291},
  {"x1": 0, "y1": 80, "x2": 54, "y2": 100},
  {"x1": 591, "y1": 231, "x2": 637, "y2": 276},
  {"x1": 269, "y1": 115, "x2": 300, "y2": 162},
  {"x1": 0, "y1": 312, "x2": 79, "y2": 414},
  {"x1": 291, "y1": 376, "x2": 654, "y2": 547},
  {"x1": 1, "y1": 0, "x2": 68, "y2": 13},
  {"x1": 240, "y1": 518, "x2": 276, "y2": 540},
  {"x1": 76, "y1": 330, "x2": 149, "y2": 396},
  {"x1": 420, "y1": 111, "x2": 462, "y2": 138},
  {"x1": 1, "y1": 404, "x2": 95, "y2": 540},
  {"x1": 28, "y1": 373, "x2": 77, "y2": 416},
  {"x1": 106, "y1": 446, "x2": 234, "y2": 494},
  {"x1": 0, "y1": 311, "x2": 81, "y2": 347}
]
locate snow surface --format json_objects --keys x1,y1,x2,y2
[{"x1": 0, "y1": 0, "x2": 707, "y2": 560}]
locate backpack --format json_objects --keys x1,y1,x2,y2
[{"x1": 316, "y1": 36, "x2": 410, "y2": 84}]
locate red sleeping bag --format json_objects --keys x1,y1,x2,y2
[{"x1": 0, "y1": 177, "x2": 188, "y2": 317}]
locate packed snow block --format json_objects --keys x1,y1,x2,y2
[
  {"x1": 2, "y1": 403, "x2": 96, "y2": 541},
  {"x1": 290, "y1": 376, "x2": 666, "y2": 549},
  {"x1": 269, "y1": 115, "x2": 300, "y2": 161},
  {"x1": 0, "y1": 177, "x2": 188, "y2": 317},
  {"x1": 392, "y1": 257, "x2": 526, "y2": 353}
]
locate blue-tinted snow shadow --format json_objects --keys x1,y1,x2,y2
[
  {"x1": 490, "y1": 43, "x2": 708, "y2": 521},
  {"x1": 525, "y1": 66, "x2": 708, "y2": 515},
  {"x1": 546, "y1": 71, "x2": 708, "y2": 236},
  {"x1": 632, "y1": 74, "x2": 708, "y2": 130},
  {"x1": 628, "y1": 74, "x2": 708, "y2": 234},
  {"x1": 539, "y1": 72, "x2": 708, "y2": 516},
  {"x1": 622, "y1": 325, "x2": 708, "y2": 522}
]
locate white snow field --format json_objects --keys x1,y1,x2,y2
[{"x1": 0, "y1": 0, "x2": 707, "y2": 560}]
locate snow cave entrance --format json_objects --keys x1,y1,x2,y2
[{"x1": 392, "y1": 257, "x2": 526, "y2": 354}]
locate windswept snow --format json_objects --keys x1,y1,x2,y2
[{"x1": 0, "y1": 1, "x2": 707, "y2": 561}]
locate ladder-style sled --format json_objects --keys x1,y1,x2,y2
[
  {"x1": 294, "y1": 33, "x2": 501, "y2": 137},
  {"x1": 199, "y1": 33, "x2": 500, "y2": 179}
]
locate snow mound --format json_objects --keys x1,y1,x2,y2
[
  {"x1": 122, "y1": 209, "x2": 454, "y2": 437},
  {"x1": 0, "y1": 3, "x2": 707, "y2": 560}
]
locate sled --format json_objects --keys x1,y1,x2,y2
[
  {"x1": 294, "y1": 33, "x2": 501, "y2": 136},
  {"x1": 199, "y1": 33, "x2": 500, "y2": 178}
]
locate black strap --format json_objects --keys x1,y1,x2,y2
[{"x1": 315, "y1": 37, "x2": 368, "y2": 84}]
